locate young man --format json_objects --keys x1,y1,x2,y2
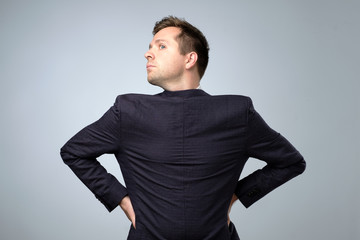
[{"x1": 61, "y1": 16, "x2": 305, "y2": 239}]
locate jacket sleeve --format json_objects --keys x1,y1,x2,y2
[
  {"x1": 60, "y1": 97, "x2": 127, "y2": 212},
  {"x1": 234, "y1": 98, "x2": 306, "y2": 208}
]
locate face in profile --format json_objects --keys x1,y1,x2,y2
[{"x1": 145, "y1": 27, "x2": 188, "y2": 88}]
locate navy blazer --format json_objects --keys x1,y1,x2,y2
[{"x1": 61, "y1": 89, "x2": 305, "y2": 239}]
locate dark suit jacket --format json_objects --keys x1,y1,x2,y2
[{"x1": 60, "y1": 89, "x2": 305, "y2": 239}]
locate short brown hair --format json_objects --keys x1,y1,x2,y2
[{"x1": 153, "y1": 16, "x2": 209, "y2": 79}]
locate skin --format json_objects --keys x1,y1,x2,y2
[
  {"x1": 144, "y1": 26, "x2": 200, "y2": 91},
  {"x1": 119, "y1": 26, "x2": 239, "y2": 229}
]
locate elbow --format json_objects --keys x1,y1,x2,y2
[
  {"x1": 60, "y1": 146, "x2": 68, "y2": 164},
  {"x1": 60, "y1": 145, "x2": 74, "y2": 165},
  {"x1": 296, "y1": 156, "x2": 306, "y2": 175}
]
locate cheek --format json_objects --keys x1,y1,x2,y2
[{"x1": 168, "y1": 55, "x2": 185, "y2": 69}]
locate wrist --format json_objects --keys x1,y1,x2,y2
[
  {"x1": 231, "y1": 194, "x2": 238, "y2": 204},
  {"x1": 119, "y1": 195, "x2": 130, "y2": 209}
]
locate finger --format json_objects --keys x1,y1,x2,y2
[{"x1": 132, "y1": 219, "x2": 136, "y2": 229}]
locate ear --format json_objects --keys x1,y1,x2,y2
[{"x1": 185, "y1": 52, "x2": 198, "y2": 70}]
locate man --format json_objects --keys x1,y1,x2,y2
[{"x1": 61, "y1": 16, "x2": 305, "y2": 239}]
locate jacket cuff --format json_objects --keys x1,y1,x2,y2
[
  {"x1": 96, "y1": 180, "x2": 128, "y2": 212},
  {"x1": 235, "y1": 170, "x2": 264, "y2": 208}
]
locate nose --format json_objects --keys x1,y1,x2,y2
[{"x1": 144, "y1": 49, "x2": 154, "y2": 60}]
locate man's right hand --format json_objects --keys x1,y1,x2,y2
[
  {"x1": 228, "y1": 194, "x2": 238, "y2": 226},
  {"x1": 119, "y1": 195, "x2": 136, "y2": 228}
]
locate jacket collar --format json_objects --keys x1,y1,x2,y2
[{"x1": 158, "y1": 89, "x2": 210, "y2": 98}]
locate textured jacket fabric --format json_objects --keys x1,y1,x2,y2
[{"x1": 60, "y1": 89, "x2": 305, "y2": 239}]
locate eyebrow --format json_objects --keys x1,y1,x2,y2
[{"x1": 149, "y1": 39, "x2": 168, "y2": 49}]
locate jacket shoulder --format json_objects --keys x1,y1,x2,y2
[
  {"x1": 115, "y1": 93, "x2": 154, "y2": 101},
  {"x1": 212, "y1": 94, "x2": 253, "y2": 108}
]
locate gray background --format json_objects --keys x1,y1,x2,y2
[{"x1": 0, "y1": 0, "x2": 359, "y2": 239}]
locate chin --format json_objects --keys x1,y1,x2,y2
[
  {"x1": 147, "y1": 78, "x2": 155, "y2": 85},
  {"x1": 147, "y1": 77, "x2": 162, "y2": 87}
]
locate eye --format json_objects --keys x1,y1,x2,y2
[{"x1": 159, "y1": 44, "x2": 166, "y2": 49}]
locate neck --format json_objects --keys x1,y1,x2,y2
[
  {"x1": 161, "y1": 74, "x2": 200, "y2": 91},
  {"x1": 162, "y1": 82, "x2": 200, "y2": 91}
]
